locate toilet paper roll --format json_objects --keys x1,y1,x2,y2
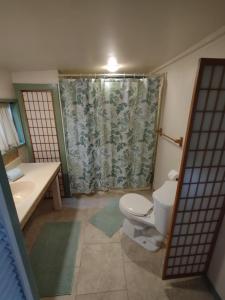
[{"x1": 168, "y1": 169, "x2": 179, "y2": 181}]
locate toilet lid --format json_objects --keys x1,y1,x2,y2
[{"x1": 120, "y1": 193, "x2": 153, "y2": 216}]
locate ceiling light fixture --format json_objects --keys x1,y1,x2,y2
[{"x1": 106, "y1": 57, "x2": 119, "y2": 72}]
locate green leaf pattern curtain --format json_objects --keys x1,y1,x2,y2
[{"x1": 59, "y1": 77, "x2": 162, "y2": 193}]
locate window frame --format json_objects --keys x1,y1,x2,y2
[
  {"x1": 0, "y1": 99, "x2": 26, "y2": 156},
  {"x1": 10, "y1": 102, "x2": 25, "y2": 145}
]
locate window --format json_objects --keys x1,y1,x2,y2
[
  {"x1": 10, "y1": 102, "x2": 25, "y2": 145},
  {"x1": 0, "y1": 103, "x2": 25, "y2": 154}
]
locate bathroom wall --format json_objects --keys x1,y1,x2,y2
[
  {"x1": 153, "y1": 30, "x2": 225, "y2": 299},
  {"x1": 153, "y1": 31, "x2": 225, "y2": 189},
  {"x1": 12, "y1": 70, "x2": 58, "y2": 84},
  {"x1": 208, "y1": 216, "x2": 225, "y2": 299},
  {"x1": 0, "y1": 70, "x2": 15, "y2": 98}
]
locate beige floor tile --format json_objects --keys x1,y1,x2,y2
[
  {"x1": 75, "y1": 290, "x2": 128, "y2": 300},
  {"x1": 76, "y1": 243, "x2": 126, "y2": 295},
  {"x1": 23, "y1": 191, "x2": 213, "y2": 300},
  {"x1": 84, "y1": 222, "x2": 121, "y2": 244},
  {"x1": 124, "y1": 261, "x2": 161, "y2": 300},
  {"x1": 157, "y1": 286, "x2": 214, "y2": 300},
  {"x1": 121, "y1": 234, "x2": 164, "y2": 277}
]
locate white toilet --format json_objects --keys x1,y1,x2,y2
[{"x1": 119, "y1": 171, "x2": 178, "y2": 251}]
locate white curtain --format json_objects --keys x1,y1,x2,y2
[{"x1": 0, "y1": 104, "x2": 19, "y2": 154}]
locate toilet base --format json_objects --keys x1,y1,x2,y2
[{"x1": 122, "y1": 219, "x2": 164, "y2": 252}]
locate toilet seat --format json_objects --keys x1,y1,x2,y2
[{"x1": 120, "y1": 193, "x2": 153, "y2": 216}]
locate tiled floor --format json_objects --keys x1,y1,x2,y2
[{"x1": 23, "y1": 189, "x2": 215, "y2": 300}]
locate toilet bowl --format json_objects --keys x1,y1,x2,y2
[{"x1": 119, "y1": 175, "x2": 178, "y2": 251}]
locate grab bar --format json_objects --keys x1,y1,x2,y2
[{"x1": 156, "y1": 128, "x2": 183, "y2": 147}]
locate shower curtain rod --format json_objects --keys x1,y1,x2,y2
[{"x1": 59, "y1": 73, "x2": 150, "y2": 79}]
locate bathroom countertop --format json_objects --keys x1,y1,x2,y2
[{"x1": 10, "y1": 162, "x2": 61, "y2": 228}]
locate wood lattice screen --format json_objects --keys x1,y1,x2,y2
[
  {"x1": 21, "y1": 91, "x2": 65, "y2": 196},
  {"x1": 163, "y1": 58, "x2": 225, "y2": 279}
]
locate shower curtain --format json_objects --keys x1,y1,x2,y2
[{"x1": 59, "y1": 77, "x2": 162, "y2": 193}]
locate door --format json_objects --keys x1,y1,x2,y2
[
  {"x1": 163, "y1": 58, "x2": 225, "y2": 279},
  {"x1": 0, "y1": 153, "x2": 39, "y2": 299},
  {"x1": 14, "y1": 84, "x2": 70, "y2": 197}
]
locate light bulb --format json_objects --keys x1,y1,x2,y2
[{"x1": 106, "y1": 57, "x2": 119, "y2": 72}]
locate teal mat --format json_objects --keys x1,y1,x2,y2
[
  {"x1": 89, "y1": 199, "x2": 124, "y2": 237},
  {"x1": 30, "y1": 221, "x2": 80, "y2": 297}
]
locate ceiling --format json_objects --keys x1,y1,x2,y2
[{"x1": 1, "y1": 0, "x2": 225, "y2": 73}]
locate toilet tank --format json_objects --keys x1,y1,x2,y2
[{"x1": 152, "y1": 181, "x2": 177, "y2": 236}]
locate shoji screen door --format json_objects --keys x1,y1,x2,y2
[
  {"x1": 22, "y1": 90, "x2": 65, "y2": 195},
  {"x1": 163, "y1": 58, "x2": 225, "y2": 279}
]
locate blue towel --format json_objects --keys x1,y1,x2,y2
[{"x1": 7, "y1": 168, "x2": 24, "y2": 182}]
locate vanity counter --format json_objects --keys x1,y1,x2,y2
[{"x1": 10, "y1": 162, "x2": 61, "y2": 228}]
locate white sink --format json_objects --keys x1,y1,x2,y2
[{"x1": 10, "y1": 181, "x2": 36, "y2": 203}]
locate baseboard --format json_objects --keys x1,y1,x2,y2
[{"x1": 72, "y1": 186, "x2": 152, "y2": 196}]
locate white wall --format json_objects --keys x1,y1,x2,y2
[
  {"x1": 208, "y1": 216, "x2": 225, "y2": 299},
  {"x1": 0, "y1": 70, "x2": 15, "y2": 98},
  {"x1": 153, "y1": 33, "x2": 225, "y2": 189},
  {"x1": 153, "y1": 32, "x2": 225, "y2": 299},
  {"x1": 11, "y1": 70, "x2": 58, "y2": 84},
  {"x1": 0, "y1": 70, "x2": 58, "y2": 99}
]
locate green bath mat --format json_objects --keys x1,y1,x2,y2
[
  {"x1": 89, "y1": 198, "x2": 124, "y2": 237},
  {"x1": 30, "y1": 221, "x2": 80, "y2": 297}
]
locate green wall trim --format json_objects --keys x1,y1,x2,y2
[
  {"x1": 14, "y1": 85, "x2": 34, "y2": 161},
  {"x1": 14, "y1": 83, "x2": 70, "y2": 196},
  {"x1": 0, "y1": 153, "x2": 39, "y2": 299},
  {"x1": 0, "y1": 98, "x2": 17, "y2": 103}
]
